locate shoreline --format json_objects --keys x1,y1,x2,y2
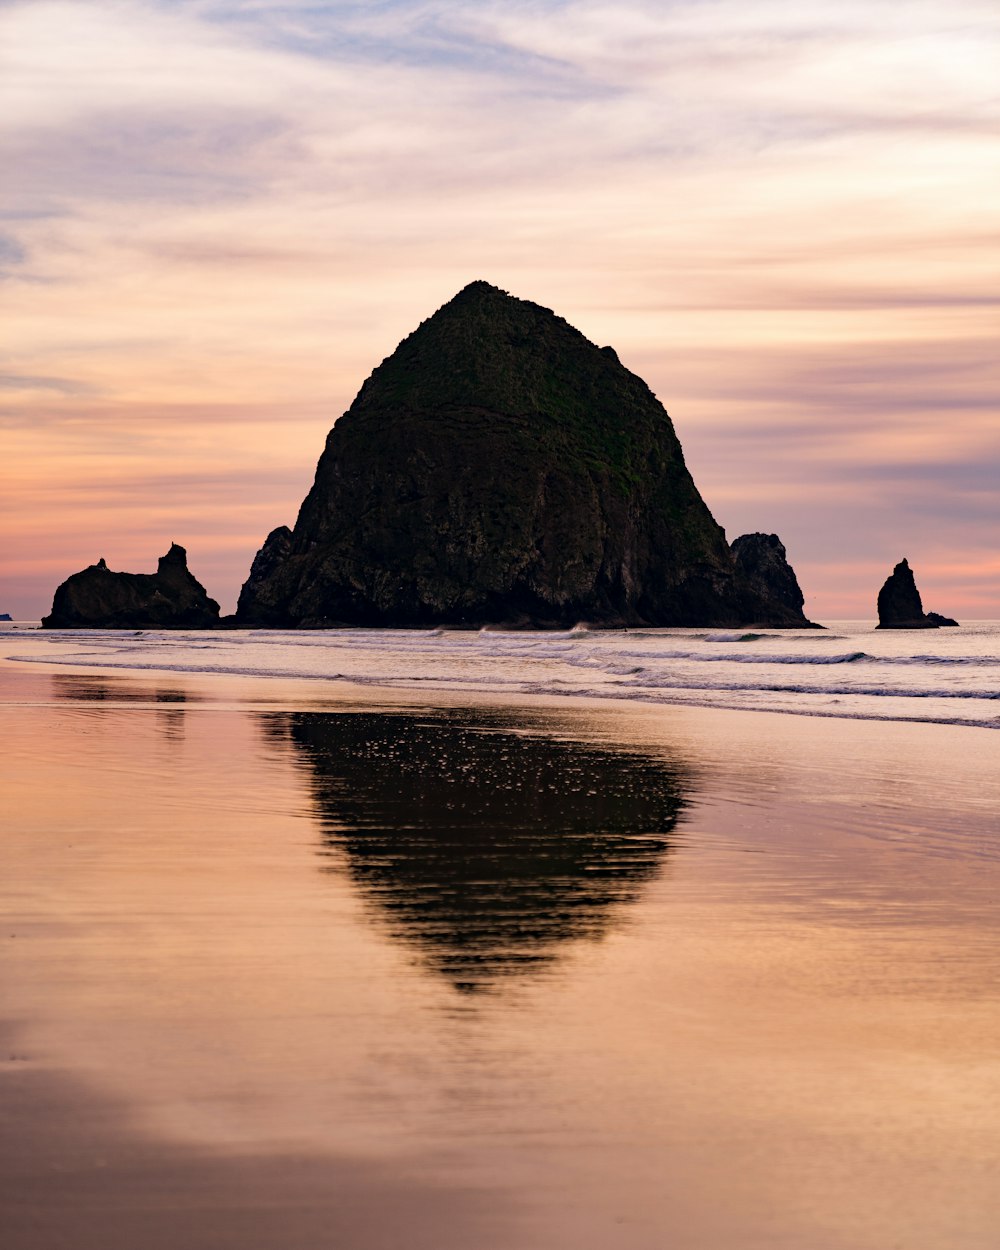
[
  {"x1": 2, "y1": 640, "x2": 998, "y2": 733},
  {"x1": 4, "y1": 650, "x2": 997, "y2": 862},
  {"x1": 0, "y1": 649, "x2": 993, "y2": 736}
]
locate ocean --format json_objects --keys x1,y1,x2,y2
[{"x1": 5, "y1": 619, "x2": 999, "y2": 729}]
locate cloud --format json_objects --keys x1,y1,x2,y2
[
  {"x1": 1, "y1": 0, "x2": 998, "y2": 617},
  {"x1": 0, "y1": 232, "x2": 26, "y2": 266},
  {"x1": 0, "y1": 372, "x2": 92, "y2": 395},
  {"x1": 6, "y1": 112, "x2": 303, "y2": 208}
]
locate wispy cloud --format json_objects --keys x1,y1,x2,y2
[
  {"x1": 1, "y1": 0, "x2": 998, "y2": 617},
  {"x1": 0, "y1": 232, "x2": 26, "y2": 267},
  {"x1": 0, "y1": 371, "x2": 93, "y2": 395}
]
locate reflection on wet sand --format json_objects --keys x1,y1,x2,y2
[
  {"x1": 7, "y1": 665, "x2": 1000, "y2": 1249},
  {"x1": 51, "y1": 673, "x2": 199, "y2": 741},
  {"x1": 51, "y1": 674, "x2": 199, "y2": 704},
  {"x1": 267, "y1": 709, "x2": 693, "y2": 992},
  {"x1": 0, "y1": 1022, "x2": 508, "y2": 1250},
  {"x1": 50, "y1": 673, "x2": 198, "y2": 739}
]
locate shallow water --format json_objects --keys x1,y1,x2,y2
[
  {"x1": 2, "y1": 660, "x2": 1000, "y2": 1248},
  {"x1": 6, "y1": 618, "x2": 1000, "y2": 728}
]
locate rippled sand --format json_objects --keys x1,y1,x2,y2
[{"x1": 3, "y1": 659, "x2": 999, "y2": 1249}]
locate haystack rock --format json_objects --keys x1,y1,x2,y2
[
  {"x1": 237, "y1": 281, "x2": 817, "y2": 629},
  {"x1": 42, "y1": 544, "x2": 220, "y2": 629},
  {"x1": 876, "y1": 558, "x2": 958, "y2": 629}
]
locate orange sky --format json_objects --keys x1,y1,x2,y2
[{"x1": 2, "y1": 0, "x2": 998, "y2": 619}]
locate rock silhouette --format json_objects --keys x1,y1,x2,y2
[
  {"x1": 238, "y1": 281, "x2": 815, "y2": 629},
  {"x1": 876, "y1": 558, "x2": 958, "y2": 629},
  {"x1": 42, "y1": 544, "x2": 220, "y2": 629},
  {"x1": 730, "y1": 533, "x2": 818, "y2": 627}
]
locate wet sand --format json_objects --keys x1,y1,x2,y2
[
  {"x1": 3, "y1": 658, "x2": 1000, "y2": 1249},
  {"x1": 0, "y1": 1029, "x2": 505, "y2": 1250}
]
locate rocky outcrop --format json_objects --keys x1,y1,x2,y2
[
  {"x1": 730, "y1": 533, "x2": 819, "y2": 627},
  {"x1": 876, "y1": 559, "x2": 958, "y2": 629},
  {"x1": 245, "y1": 525, "x2": 293, "y2": 590},
  {"x1": 237, "y1": 281, "x2": 816, "y2": 629},
  {"x1": 42, "y1": 544, "x2": 220, "y2": 629}
]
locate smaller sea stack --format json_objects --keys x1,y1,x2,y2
[
  {"x1": 42, "y1": 544, "x2": 220, "y2": 629},
  {"x1": 876, "y1": 559, "x2": 958, "y2": 629},
  {"x1": 730, "y1": 533, "x2": 820, "y2": 628}
]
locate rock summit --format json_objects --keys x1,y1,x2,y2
[{"x1": 238, "y1": 282, "x2": 817, "y2": 629}]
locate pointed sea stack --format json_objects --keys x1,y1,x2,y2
[
  {"x1": 238, "y1": 282, "x2": 817, "y2": 629},
  {"x1": 42, "y1": 544, "x2": 220, "y2": 629},
  {"x1": 876, "y1": 558, "x2": 958, "y2": 629}
]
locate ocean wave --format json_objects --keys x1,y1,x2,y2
[
  {"x1": 32, "y1": 627, "x2": 998, "y2": 666},
  {"x1": 559, "y1": 648, "x2": 873, "y2": 667},
  {"x1": 9, "y1": 622, "x2": 999, "y2": 732},
  {"x1": 12, "y1": 650, "x2": 996, "y2": 705},
  {"x1": 9, "y1": 653, "x2": 999, "y2": 730},
  {"x1": 701, "y1": 631, "x2": 784, "y2": 642},
  {"x1": 515, "y1": 682, "x2": 1000, "y2": 730},
  {"x1": 609, "y1": 673, "x2": 1000, "y2": 701},
  {"x1": 880, "y1": 654, "x2": 1000, "y2": 667},
  {"x1": 7, "y1": 654, "x2": 541, "y2": 690}
]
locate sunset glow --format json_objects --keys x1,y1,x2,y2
[{"x1": 3, "y1": 0, "x2": 998, "y2": 618}]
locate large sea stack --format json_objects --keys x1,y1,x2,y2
[
  {"x1": 876, "y1": 558, "x2": 958, "y2": 629},
  {"x1": 238, "y1": 282, "x2": 816, "y2": 629},
  {"x1": 42, "y1": 544, "x2": 220, "y2": 629}
]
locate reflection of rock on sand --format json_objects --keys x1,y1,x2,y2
[
  {"x1": 51, "y1": 674, "x2": 196, "y2": 704},
  {"x1": 50, "y1": 673, "x2": 197, "y2": 741},
  {"x1": 265, "y1": 709, "x2": 693, "y2": 994}
]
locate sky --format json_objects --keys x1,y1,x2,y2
[{"x1": 2, "y1": 0, "x2": 998, "y2": 620}]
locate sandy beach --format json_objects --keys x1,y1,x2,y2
[{"x1": 3, "y1": 654, "x2": 1000, "y2": 1249}]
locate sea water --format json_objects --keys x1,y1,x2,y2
[{"x1": 4, "y1": 619, "x2": 999, "y2": 729}]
